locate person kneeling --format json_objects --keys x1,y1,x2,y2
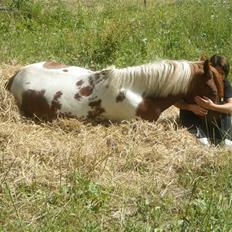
[{"x1": 175, "y1": 55, "x2": 232, "y2": 147}]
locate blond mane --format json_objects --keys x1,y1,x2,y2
[{"x1": 105, "y1": 60, "x2": 203, "y2": 97}]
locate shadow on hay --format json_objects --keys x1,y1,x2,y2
[{"x1": 20, "y1": 112, "x2": 182, "y2": 135}]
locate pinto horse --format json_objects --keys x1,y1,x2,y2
[{"x1": 5, "y1": 59, "x2": 224, "y2": 122}]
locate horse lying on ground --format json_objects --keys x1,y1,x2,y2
[{"x1": 5, "y1": 59, "x2": 224, "y2": 122}]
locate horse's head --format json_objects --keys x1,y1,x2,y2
[{"x1": 186, "y1": 59, "x2": 224, "y2": 107}]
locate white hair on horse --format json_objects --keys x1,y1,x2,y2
[{"x1": 105, "y1": 60, "x2": 202, "y2": 97}]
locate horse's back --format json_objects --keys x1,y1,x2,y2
[{"x1": 7, "y1": 61, "x2": 92, "y2": 94}]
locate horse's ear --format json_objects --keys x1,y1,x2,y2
[
  {"x1": 203, "y1": 59, "x2": 213, "y2": 80},
  {"x1": 200, "y1": 54, "x2": 207, "y2": 61}
]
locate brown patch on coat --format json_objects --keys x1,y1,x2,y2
[
  {"x1": 51, "y1": 91, "x2": 63, "y2": 114},
  {"x1": 89, "y1": 76, "x2": 94, "y2": 87},
  {"x1": 62, "y1": 69, "x2": 68, "y2": 72},
  {"x1": 79, "y1": 86, "x2": 93, "y2": 96},
  {"x1": 76, "y1": 80, "x2": 84, "y2": 87},
  {"x1": 43, "y1": 61, "x2": 68, "y2": 69},
  {"x1": 74, "y1": 93, "x2": 81, "y2": 101},
  {"x1": 116, "y1": 91, "x2": 126, "y2": 102},
  {"x1": 88, "y1": 99, "x2": 105, "y2": 119},
  {"x1": 136, "y1": 96, "x2": 181, "y2": 121},
  {"x1": 89, "y1": 99, "x2": 102, "y2": 108},
  {"x1": 88, "y1": 72, "x2": 107, "y2": 88},
  {"x1": 136, "y1": 97, "x2": 161, "y2": 121},
  {"x1": 5, "y1": 71, "x2": 19, "y2": 91},
  {"x1": 21, "y1": 89, "x2": 50, "y2": 118}
]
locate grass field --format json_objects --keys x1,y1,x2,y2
[{"x1": 1, "y1": 0, "x2": 232, "y2": 231}]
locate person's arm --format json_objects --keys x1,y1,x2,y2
[
  {"x1": 194, "y1": 96, "x2": 232, "y2": 114},
  {"x1": 174, "y1": 99, "x2": 208, "y2": 116}
]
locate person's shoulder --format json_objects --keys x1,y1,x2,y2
[
  {"x1": 224, "y1": 79, "x2": 232, "y2": 87},
  {"x1": 224, "y1": 79, "x2": 232, "y2": 100}
]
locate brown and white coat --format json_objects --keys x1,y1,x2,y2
[{"x1": 6, "y1": 59, "x2": 224, "y2": 122}]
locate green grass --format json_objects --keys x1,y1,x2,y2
[
  {"x1": 177, "y1": 155, "x2": 232, "y2": 231},
  {"x1": 1, "y1": 0, "x2": 232, "y2": 231},
  {"x1": 1, "y1": 157, "x2": 232, "y2": 231},
  {"x1": 1, "y1": 0, "x2": 232, "y2": 69}
]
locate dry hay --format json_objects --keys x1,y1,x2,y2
[{"x1": 0, "y1": 64, "x2": 230, "y2": 203}]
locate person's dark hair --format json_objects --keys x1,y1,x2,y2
[{"x1": 210, "y1": 54, "x2": 230, "y2": 78}]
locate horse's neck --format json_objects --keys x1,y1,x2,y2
[
  {"x1": 136, "y1": 94, "x2": 184, "y2": 121},
  {"x1": 108, "y1": 61, "x2": 193, "y2": 97}
]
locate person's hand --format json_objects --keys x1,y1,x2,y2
[
  {"x1": 194, "y1": 96, "x2": 215, "y2": 110},
  {"x1": 189, "y1": 104, "x2": 208, "y2": 116}
]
